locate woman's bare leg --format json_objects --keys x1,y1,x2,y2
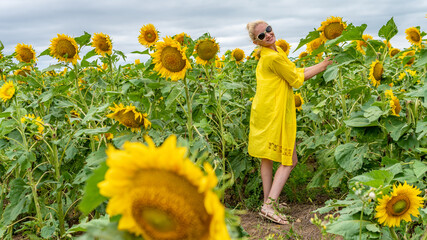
[
  {"x1": 263, "y1": 143, "x2": 298, "y2": 209},
  {"x1": 260, "y1": 158, "x2": 273, "y2": 202}
]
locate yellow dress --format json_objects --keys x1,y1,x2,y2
[{"x1": 248, "y1": 47, "x2": 305, "y2": 166}]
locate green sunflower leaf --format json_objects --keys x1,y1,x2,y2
[
  {"x1": 0, "y1": 178, "x2": 30, "y2": 227},
  {"x1": 131, "y1": 49, "x2": 150, "y2": 55},
  {"x1": 412, "y1": 160, "x2": 427, "y2": 179},
  {"x1": 327, "y1": 214, "x2": 371, "y2": 238},
  {"x1": 384, "y1": 117, "x2": 411, "y2": 141},
  {"x1": 75, "y1": 31, "x2": 92, "y2": 47},
  {"x1": 413, "y1": 48, "x2": 427, "y2": 68},
  {"x1": 78, "y1": 161, "x2": 108, "y2": 215},
  {"x1": 323, "y1": 65, "x2": 339, "y2": 83},
  {"x1": 350, "y1": 169, "x2": 394, "y2": 188},
  {"x1": 38, "y1": 48, "x2": 51, "y2": 57},
  {"x1": 334, "y1": 143, "x2": 367, "y2": 173},
  {"x1": 378, "y1": 17, "x2": 398, "y2": 41},
  {"x1": 293, "y1": 29, "x2": 320, "y2": 52},
  {"x1": 41, "y1": 63, "x2": 66, "y2": 73},
  {"x1": 344, "y1": 117, "x2": 379, "y2": 127}
]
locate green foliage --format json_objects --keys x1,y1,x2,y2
[{"x1": 378, "y1": 17, "x2": 398, "y2": 41}]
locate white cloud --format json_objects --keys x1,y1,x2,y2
[{"x1": 1, "y1": 0, "x2": 426, "y2": 68}]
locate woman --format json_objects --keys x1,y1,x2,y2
[{"x1": 246, "y1": 20, "x2": 333, "y2": 224}]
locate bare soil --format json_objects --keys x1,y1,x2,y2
[{"x1": 238, "y1": 203, "x2": 340, "y2": 240}]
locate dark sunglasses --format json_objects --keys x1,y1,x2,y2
[{"x1": 257, "y1": 26, "x2": 272, "y2": 40}]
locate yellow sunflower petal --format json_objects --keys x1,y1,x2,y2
[
  {"x1": 368, "y1": 60, "x2": 383, "y2": 87},
  {"x1": 49, "y1": 34, "x2": 80, "y2": 64},
  {"x1": 15, "y1": 43, "x2": 37, "y2": 63},
  {"x1": 92, "y1": 32, "x2": 113, "y2": 56},
  {"x1": 405, "y1": 27, "x2": 422, "y2": 46},
  {"x1": 98, "y1": 135, "x2": 231, "y2": 239},
  {"x1": 107, "y1": 103, "x2": 150, "y2": 132},
  {"x1": 231, "y1": 48, "x2": 245, "y2": 63},
  {"x1": 375, "y1": 182, "x2": 424, "y2": 228},
  {"x1": 276, "y1": 39, "x2": 291, "y2": 55},
  {"x1": 151, "y1": 36, "x2": 192, "y2": 81},
  {"x1": 294, "y1": 92, "x2": 304, "y2": 111},
  {"x1": 0, "y1": 81, "x2": 15, "y2": 102},
  {"x1": 318, "y1": 16, "x2": 347, "y2": 41},
  {"x1": 138, "y1": 24, "x2": 159, "y2": 48},
  {"x1": 195, "y1": 38, "x2": 219, "y2": 66}
]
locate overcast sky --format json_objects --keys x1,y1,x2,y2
[{"x1": 0, "y1": 0, "x2": 426, "y2": 69}]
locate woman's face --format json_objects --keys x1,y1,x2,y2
[{"x1": 253, "y1": 22, "x2": 276, "y2": 47}]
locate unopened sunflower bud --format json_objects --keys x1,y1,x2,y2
[{"x1": 369, "y1": 192, "x2": 376, "y2": 200}]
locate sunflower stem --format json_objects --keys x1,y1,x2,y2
[
  {"x1": 73, "y1": 64, "x2": 88, "y2": 112},
  {"x1": 27, "y1": 168, "x2": 43, "y2": 228},
  {"x1": 421, "y1": 226, "x2": 427, "y2": 240},
  {"x1": 389, "y1": 227, "x2": 399, "y2": 240},
  {"x1": 51, "y1": 131, "x2": 65, "y2": 237},
  {"x1": 0, "y1": 182, "x2": 5, "y2": 218},
  {"x1": 338, "y1": 69, "x2": 350, "y2": 142},
  {"x1": 359, "y1": 205, "x2": 364, "y2": 240},
  {"x1": 366, "y1": 41, "x2": 378, "y2": 60},
  {"x1": 108, "y1": 55, "x2": 114, "y2": 90},
  {"x1": 182, "y1": 75, "x2": 193, "y2": 142},
  {"x1": 381, "y1": 41, "x2": 389, "y2": 63}
]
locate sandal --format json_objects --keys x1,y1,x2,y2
[{"x1": 258, "y1": 206, "x2": 289, "y2": 225}]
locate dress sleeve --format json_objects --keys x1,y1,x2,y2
[{"x1": 270, "y1": 54, "x2": 305, "y2": 89}]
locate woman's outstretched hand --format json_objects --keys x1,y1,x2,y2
[{"x1": 322, "y1": 56, "x2": 334, "y2": 69}]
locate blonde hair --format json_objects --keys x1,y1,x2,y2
[{"x1": 246, "y1": 20, "x2": 268, "y2": 42}]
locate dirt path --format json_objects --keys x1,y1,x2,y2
[{"x1": 239, "y1": 204, "x2": 329, "y2": 240}]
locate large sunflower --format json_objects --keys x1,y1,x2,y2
[
  {"x1": 231, "y1": 48, "x2": 245, "y2": 63},
  {"x1": 15, "y1": 43, "x2": 37, "y2": 63},
  {"x1": 401, "y1": 51, "x2": 416, "y2": 66},
  {"x1": 294, "y1": 92, "x2": 304, "y2": 111},
  {"x1": 195, "y1": 38, "x2": 219, "y2": 65},
  {"x1": 318, "y1": 16, "x2": 347, "y2": 41},
  {"x1": 384, "y1": 89, "x2": 394, "y2": 99},
  {"x1": 21, "y1": 114, "x2": 45, "y2": 136},
  {"x1": 306, "y1": 38, "x2": 324, "y2": 53},
  {"x1": 276, "y1": 39, "x2": 291, "y2": 55},
  {"x1": 390, "y1": 96, "x2": 402, "y2": 116},
  {"x1": 355, "y1": 34, "x2": 373, "y2": 55},
  {"x1": 98, "y1": 135, "x2": 230, "y2": 239},
  {"x1": 92, "y1": 32, "x2": 113, "y2": 56},
  {"x1": 405, "y1": 27, "x2": 422, "y2": 46},
  {"x1": 251, "y1": 47, "x2": 262, "y2": 60},
  {"x1": 49, "y1": 34, "x2": 80, "y2": 64},
  {"x1": 215, "y1": 55, "x2": 224, "y2": 69},
  {"x1": 14, "y1": 66, "x2": 32, "y2": 78},
  {"x1": 0, "y1": 81, "x2": 15, "y2": 102},
  {"x1": 138, "y1": 24, "x2": 159, "y2": 48},
  {"x1": 151, "y1": 37, "x2": 191, "y2": 81},
  {"x1": 174, "y1": 32, "x2": 191, "y2": 46},
  {"x1": 107, "y1": 103, "x2": 151, "y2": 132},
  {"x1": 298, "y1": 51, "x2": 308, "y2": 59},
  {"x1": 375, "y1": 182, "x2": 424, "y2": 227},
  {"x1": 389, "y1": 48, "x2": 400, "y2": 57},
  {"x1": 369, "y1": 60, "x2": 383, "y2": 87}
]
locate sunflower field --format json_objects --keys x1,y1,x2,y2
[{"x1": 0, "y1": 17, "x2": 426, "y2": 239}]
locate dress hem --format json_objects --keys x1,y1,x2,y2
[{"x1": 248, "y1": 153, "x2": 293, "y2": 166}]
